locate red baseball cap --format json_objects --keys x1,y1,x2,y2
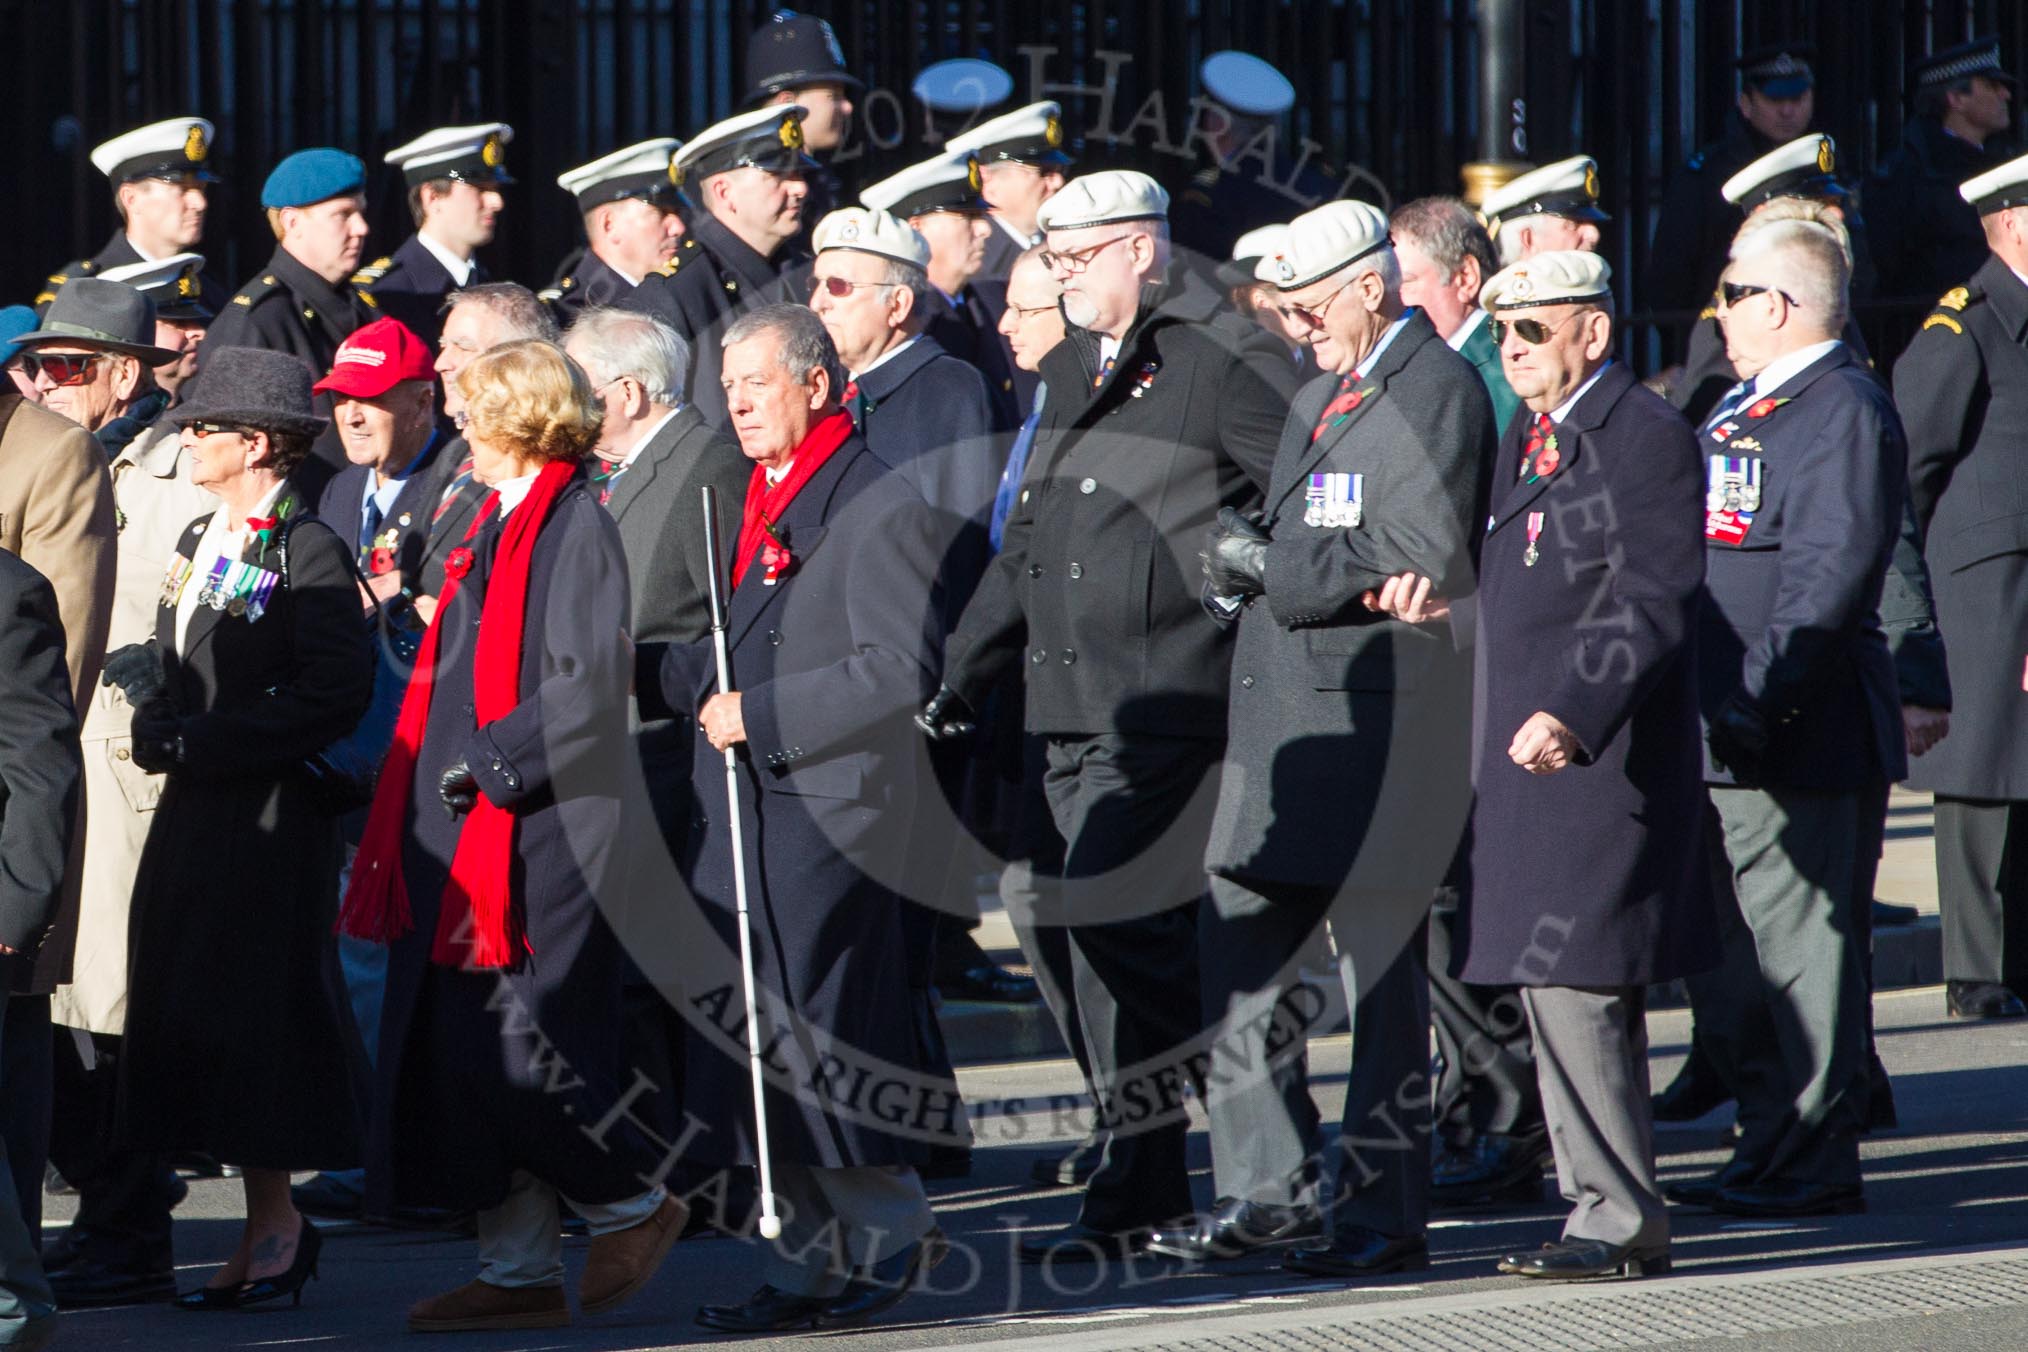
[{"x1": 313, "y1": 316, "x2": 435, "y2": 398}]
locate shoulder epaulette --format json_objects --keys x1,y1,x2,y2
[
  {"x1": 662, "y1": 236, "x2": 700, "y2": 276},
  {"x1": 357, "y1": 290, "x2": 378, "y2": 309},
  {"x1": 35, "y1": 260, "x2": 90, "y2": 307},
  {"x1": 1920, "y1": 284, "x2": 1981, "y2": 335},
  {"x1": 231, "y1": 273, "x2": 283, "y2": 308},
  {"x1": 537, "y1": 286, "x2": 565, "y2": 304},
  {"x1": 1939, "y1": 285, "x2": 1972, "y2": 311},
  {"x1": 350, "y1": 255, "x2": 394, "y2": 287}
]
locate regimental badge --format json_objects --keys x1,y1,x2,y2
[
  {"x1": 966, "y1": 155, "x2": 983, "y2": 193},
  {"x1": 839, "y1": 219, "x2": 860, "y2": 241},
  {"x1": 779, "y1": 115, "x2": 805, "y2": 151},
  {"x1": 1507, "y1": 269, "x2": 1535, "y2": 301},
  {"x1": 176, "y1": 265, "x2": 197, "y2": 299},
  {"x1": 185, "y1": 124, "x2": 207, "y2": 163},
  {"x1": 1583, "y1": 162, "x2": 1599, "y2": 201},
  {"x1": 481, "y1": 133, "x2": 503, "y2": 168},
  {"x1": 1940, "y1": 286, "x2": 1971, "y2": 311},
  {"x1": 1817, "y1": 138, "x2": 1835, "y2": 174},
  {"x1": 668, "y1": 152, "x2": 684, "y2": 188},
  {"x1": 1303, "y1": 471, "x2": 1363, "y2": 529},
  {"x1": 1045, "y1": 113, "x2": 1064, "y2": 149},
  {"x1": 1274, "y1": 255, "x2": 1295, "y2": 283}
]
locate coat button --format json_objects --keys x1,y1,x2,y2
[
  {"x1": 1079, "y1": 477, "x2": 1097, "y2": 494},
  {"x1": 1020, "y1": 489, "x2": 1030, "y2": 504},
  {"x1": 768, "y1": 629, "x2": 782, "y2": 646},
  {"x1": 1031, "y1": 647, "x2": 1047, "y2": 664},
  {"x1": 1241, "y1": 675, "x2": 1255, "y2": 688},
  {"x1": 115, "y1": 747, "x2": 130, "y2": 761},
  {"x1": 1028, "y1": 564, "x2": 1043, "y2": 578},
  {"x1": 1068, "y1": 562, "x2": 1083, "y2": 579},
  {"x1": 1060, "y1": 648, "x2": 1077, "y2": 664}
]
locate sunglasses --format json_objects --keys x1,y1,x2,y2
[
  {"x1": 1491, "y1": 311, "x2": 1589, "y2": 347},
  {"x1": 809, "y1": 275, "x2": 896, "y2": 298},
  {"x1": 15, "y1": 352, "x2": 110, "y2": 386},
  {"x1": 1718, "y1": 280, "x2": 1798, "y2": 308},
  {"x1": 1282, "y1": 278, "x2": 1358, "y2": 332},
  {"x1": 1037, "y1": 233, "x2": 1134, "y2": 274},
  {"x1": 184, "y1": 420, "x2": 250, "y2": 439}
]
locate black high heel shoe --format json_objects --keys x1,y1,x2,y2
[
  {"x1": 172, "y1": 1281, "x2": 244, "y2": 1311},
  {"x1": 236, "y1": 1219, "x2": 322, "y2": 1309}
]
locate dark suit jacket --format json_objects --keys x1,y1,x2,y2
[
  {"x1": 0, "y1": 552, "x2": 82, "y2": 993},
  {"x1": 923, "y1": 286, "x2": 1024, "y2": 430},
  {"x1": 315, "y1": 435, "x2": 450, "y2": 595},
  {"x1": 1459, "y1": 363, "x2": 1713, "y2": 988},
  {"x1": 1206, "y1": 312, "x2": 1493, "y2": 891},
  {"x1": 1699, "y1": 344, "x2": 1907, "y2": 790},
  {"x1": 542, "y1": 248, "x2": 636, "y2": 326}
]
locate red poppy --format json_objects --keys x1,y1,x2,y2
[
  {"x1": 1533, "y1": 446, "x2": 1561, "y2": 478},
  {"x1": 368, "y1": 547, "x2": 396, "y2": 576},
  {"x1": 444, "y1": 546, "x2": 475, "y2": 582},
  {"x1": 762, "y1": 540, "x2": 794, "y2": 581},
  {"x1": 1746, "y1": 397, "x2": 1783, "y2": 418},
  {"x1": 245, "y1": 514, "x2": 280, "y2": 534}
]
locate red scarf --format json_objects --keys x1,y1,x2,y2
[
  {"x1": 338, "y1": 458, "x2": 577, "y2": 969},
  {"x1": 731, "y1": 410, "x2": 853, "y2": 587}
]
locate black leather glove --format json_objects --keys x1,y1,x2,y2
[
  {"x1": 128, "y1": 703, "x2": 183, "y2": 775},
  {"x1": 101, "y1": 641, "x2": 167, "y2": 705},
  {"x1": 1707, "y1": 694, "x2": 1772, "y2": 782},
  {"x1": 1201, "y1": 506, "x2": 1271, "y2": 599},
  {"x1": 438, "y1": 761, "x2": 480, "y2": 819},
  {"x1": 916, "y1": 686, "x2": 977, "y2": 741}
]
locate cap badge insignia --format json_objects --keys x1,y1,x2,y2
[
  {"x1": 967, "y1": 156, "x2": 983, "y2": 192},
  {"x1": 184, "y1": 125, "x2": 208, "y2": 163},
  {"x1": 1509, "y1": 271, "x2": 1534, "y2": 301},
  {"x1": 668, "y1": 153, "x2": 685, "y2": 188},
  {"x1": 1583, "y1": 162, "x2": 1599, "y2": 201},
  {"x1": 481, "y1": 134, "x2": 503, "y2": 168},
  {"x1": 780, "y1": 116, "x2": 805, "y2": 151},
  {"x1": 176, "y1": 269, "x2": 196, "y2": 298},
  {"x1": 1045, "y1": 113, "x2": 1064, "y2": 149},
  {"x1": 1274, "y1": 256, "x2": 1295, "y2": 283},
  {"x1": 1816, "y1": 139, "x2": 1834, "y2": 174},
  {"x1": 839, "y1": 220, "x2": 860, "y2": 241}
]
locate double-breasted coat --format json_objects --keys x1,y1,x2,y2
[
  {"x1": 541, "y1": 248, "x2": 637, "y2": 326},
  {"x1": 1206, "y1": 312, "x2": 1494, "y2": 893},
  {"x1": 1456, "y1": 363, "x2": 1716, "y2": 988},
  {"x1": 367, "y1": 479, "x2": 654, "y2": 1213},
  {"x1": 1895, "y1": 256, "x2": 2028, "y2": 799},
  {"x1": 117, "y1": 496, "x2": 372, "y2": 1167},
  {"x1": 645, "y1": 434, "x2": 945, "y2": 1170}
]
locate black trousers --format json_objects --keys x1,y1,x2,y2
[
  {"x1": 1042, "y1": 732, "x2": 1217, "y2": 1233},
  {"x1": 46, "y1": 1029, "x2": 175, "y2": 1269},
  {"x1": 1933, "y1": 796, "x2": 2028, "y2": 990},
  {"x1": 1, "y1": 998, "x2": 50, "y2": 1253}
]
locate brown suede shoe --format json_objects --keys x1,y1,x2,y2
[
  {"x1": 407, "y1": 1279, "x2": 568, "y2": 1332},
  {"x1": 579, "y1": 1194, "x2": 689, "y2": 1314}
]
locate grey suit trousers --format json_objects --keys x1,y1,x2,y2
[
  {"x1": 1933, "y1": 796, "x2": 2028, "y2": 988},
  {"x1": 1523, "y1": 985, "x2": 1667, "y2": 1248},
  {"x1": 760, "y1": 1163, "x2": 937, "y2": 1297}
]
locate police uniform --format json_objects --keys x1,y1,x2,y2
[
  {"x1": 37, "y1": 117, "x2": 226, "y2": 312},
  {"x1": 861, "y1": 152, "x2": 1023, "y2": 429},
  {"x1": 1893, "y1": 153, "x2": 2028, "y2": 1018},
  {"x1": 1170, "y1": 51, "x2": 1343, "y2": 266},
  {"x1": 621, "y1": 107, "x2": 816, "y2": 430},
  {"x1": 938, "y1": 172, "x2": 1293, "y2": 1257},
  {"x1": 1868, "y1": 40, "x2": 2017, "y2": 309},
  {"x1": 1479, "y1": 156, "x2": 1610, "y2": 264},
  {"x1": 201, "y1": 148, "x2": 377, "y2": 498},
  {"x1": 742, "y1": 9, "x2": 861, "y2": 248},
  {"x1": 1645, "y1": 44, "x2": 1813, "y2": 320},
  {"x1": 539, "y1": 138, "x2": 686, "y2": 325},
  {"x1": 353, "y1": 124, "x2": 511, "y2": 348}
]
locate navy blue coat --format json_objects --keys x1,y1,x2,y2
[
  {"x1": 541, "y1": 248, "x2": 636, "y2": 326},
  {"x1": 315, "y1": 436, "x2": 450, "y2": 595},
  {"x1": 1457, "y1": 363, "x2": 1715, "y2": 988},
  {"x1": 1698, "y1": 344, "x2": 1907, "y2": 790},
  {"x1": 367, "y1": 480, "x2": 655, "y2": 1213},
  {"x1": 353, "y1": 233, "x2": 485, "y2": 349},
  {"x1": 646, "y1": 434, "x2": 945, "y2": 1169},
  {"x1": 923, "y1": 285, "x2": 1024, "y2": 431}
]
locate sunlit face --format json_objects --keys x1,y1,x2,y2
[
  {"x1": 773, "y1": 85, "x2": 853, "y2": 152},
  {"x1": 332, "y1": 380, "x2": 435, "y2": 475},
  {"x1": 721, "y1": 331, "x2": 827, "y2": 470},
  {"x1": 711, "y1": 166, "x2": 809, "y2": 252},
  {"x1": 181, "y1": 421, "x2": 270, "y2": 495},
  {"x1": 436, "y1": 301, "x2": 510, "y2": 418},
  {"x1": 596, "y1": 197, "x2": 684, "y2": 280},
  {"x1": 29, "y1": 346, "x2": 135, "y2": 432},
  {"x1": 1394, "y1": 235, "x2": 1472, "y2": 339},
  {"x1": 1044, "y1": 224, "x2": 1153, "y2": 335},
  {"x1": 424, "y1": 179, "x2": 505, "y2": 253},
  {"x1": 978, "y1": 161, "x2": 1062, "y2": 235},
  {"x1": 810, "y1": 248, "x2": 904, "y2": 373},
  {"x1": 1279, "y1": 268, "x2": 1383, "y2": 376},
  {"x1": 1497, "y1": 302, "x2": 1608, "y2": 409},
  {"x1": 913, "y1": 211, "x2": 990, "y2": 292},
  {"x1": 120, "y1": 175, "x2": 208, "y2": 250},
  {"x1": 152, "y1": 318, "x2": 206, "y2": 388},
  {"x1": 464, "y1": 428, "x2": 542, "y2": 486},
  {"x1": 998, "y1": 258, "x2": 1065, "y2": 372},
  {"x1": 284, "y1": 194, "x2": 371, "y2": 283}
]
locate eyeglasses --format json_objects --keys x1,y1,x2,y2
[
  {"x1": 16, "y1": 352, "x2": 111, "y2": 386},
  {"x1": 1282, "y1": 278, "x2": 1358, "y2": 332},
  {"x1": 809, "y1": 275, "x2": 896, "y2": 298},
  {"x1": 184, "y1": 420, "x2": 249, "y2": 439},
  {"x1": 1038, "y1": 234, "x2": 1134, "y2": 274},
  {"x1": 1718, "y1": 280, "x2": 1797, "y2": 308},
  {"x1": 1491, "y1": 311, "x2": 1590, "y2": 347},
  {"x1": 1006, "y1": 301, "x2": 1058, "y2": 319}
]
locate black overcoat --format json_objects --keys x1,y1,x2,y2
[
  {"x1": 543, "y1": 248, "x2": 636, "y2": 326},
  {"x1": 1456, "y1": 363, "x2": 1715, "y2": 988},
  {"x1": 118, "y1": 499, "x2": 372, "y2": 1167},
  {"x1": 352, "y1": 232, "x2": 485, "y2": 349}
]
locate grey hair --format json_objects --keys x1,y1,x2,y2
[
  {"x1": 876, "y1": 256, "x2": 941, "y2": 330},
  {"x1": 1324, "y1": 243, "x2": 1401, "y2": 294},
  {"x1": 1492, "y1": 215, "x2": 1566, "y2": 266},
  {"x1": 443, "y1": 281, "x2": 558, "y2": 343},
  {"x1": 1728, "y1": 217, "x2": 1850, "y2": 332},
  {"x1": 723, "y1": 302, "x2": 847, "y2": 396},
  {"x1": 1390, "y1": 196, "x2": 1498, "y2": 289},
  {"x1": 564, "y1": 306, "x2": 690, "y2": 405}
]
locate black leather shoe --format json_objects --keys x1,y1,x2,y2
[
  {"x1": 1431, "y1": 1135, "x2": 1550, "y2": 1209},
  {"x1": 696, "y1": 1285, "x2": 829, "y2": 1333},
  {"x1": 1871, "y1": 898, "x2": 1920, "y2": 927},
  {"x1": 1651, "y1": 1056, "x2": 1732, "y2": 1121},
  {"x1": 1712, "y1": 1179, "x2": 1865, "y2": 1218},
  {"x1": 290, "y1": 1172, "x2": 364, "y2": 1220},
  {"x1": 1663, "y1": 1175, "x2": 1723, "y2": 1208},
  {"x1": 1018, "y1": 1222, "x2": 1147, "y2": 1265},
  {"x1": 1146, "y1": 1197, "x2": 1324, "y2": 1261},
  {"x1": 1030, "y1": 1133, "x2": 1105, "y2": 1187},
  {"x1": 935, "y1": 963, "x2": 1042, "y2": 1004},
  {"x1": 1499, "y1": 1237, "x2": 1669, "y2": 1280},
  {"x1": 236, "y1": 1219, "x2": 322, "y2": 1308},
  {"x1": 1947, "y1": 980, "x2": 2027, "y2": 1020},
  {"x1": 50, "y1": 1258, "x2": 177, "y2": 1308},
  {"x1": 1280, "y1": 1226, "x2": 1429, "y2": 1278},
  {"x1": 816, "y1": 1228, "x2": 948, "y2": 1327}
]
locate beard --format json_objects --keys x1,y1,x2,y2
[{"x1": 1061, "y1": 290, "x2": 1100, "y2": 331}]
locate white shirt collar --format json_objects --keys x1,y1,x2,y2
[
  {"x1": 1748, "y1": 339, "x2": 1844, "y2": 402},
  {"x1": 416, "y1": 230, "x2": 476, "y2": 287},
  {"x1": 124, "y1": 236, "x2": 163, "y2": 264},
  {"x1": 1548, "y1": 362, "x2": 1612, "y2": 424},
  {"x1": 1098, "y1": 334, "x2": 1122, "y2": 368},
  {"x1": 616, "y1": 406, "x2": 682, "y2": 471},
  {"x1": 993, "y1": 214, "x2": 1037, "y2": 249},
  {"x1": 853, "y1": 333, "x2": 922, "y2": 380},
  {"x1": 493, "y1": 469, "x2": 543, "y2": 516},
  {"x1": 1353, "y1": 312, "x2": 1413, "y2": 380},
  {"x1": 764, "y1": 461, "x2": 793, "y2": 487},
  {"x1": 1445, "y1": 307, "x2": 1487, "y2": 353}
]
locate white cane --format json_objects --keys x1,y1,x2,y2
[{"x1": 700, "y1": 484, "x2": 783, "y2": 1240}]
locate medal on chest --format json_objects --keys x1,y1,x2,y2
[
  {"x1": 195, "y1": 556, "x2": 282, "y2": 621},
  {"x1": 1524, "y1": 511, "x2": 1544, "y2": 567},
  {"x1": 1303, "y1": 471, "x2": 1363, "y2": 528},
  {"x1": 158, "y1": 553, "x2": 196, "y2": 608},
  {"x1": 1705, "y1": 452, "x2": 1763, "y2": 544},
  {"x1": 1128, "y1": 360, "x2": 1159, "y2": 398}
]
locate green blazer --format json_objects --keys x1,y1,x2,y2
[{"x1": 1457, "y1": 311, "x2": 1521, "y2": 434}]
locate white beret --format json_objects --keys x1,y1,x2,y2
[
  {"x1": 1257, "y1": 200, "x2": 1390, "y2": 290},
  {"x1": 1722, "y1": 133, "x2": 1842, "y2": 207},
  {"x1": 1035, "y1": 169, "x2": 1169, "y2": 231},
  {"x1": 1230, "y1": 224, "x2": 1290, "y2": 263},
  {"x1": 812, "y1": 207, "x2": 931, "y2": 271},
  {"x1": 1481, "y1": 155, "x2": 1609, "y2": 227},
  {"x1": 1480, "y1": 250, "x2": 1614, "y2": 310},
  {"x1": 1961, "y1": 149, "x2": 2028, "y2": 213}
]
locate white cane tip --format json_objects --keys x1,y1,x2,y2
[{"x1": 758, "y1": 1215, "x2": 782, "y2": 1240}]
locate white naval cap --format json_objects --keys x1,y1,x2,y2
[
  {"x1": 1035, "y1": 169, "x2": 1169, "y2": 232},
  {"x1": 1961, "y1": 150, "x2": 2028, "y2": 214},
  {"x1": 946, "y1": 100, "x2": 1075, "y2": 166},
  {"x1": 812, "y1": 208, "x2": 931, "y2": 271},
  {"x1": 913, "y1": 58, "x2": 1015, "y2": 114},
  {"x1": 675, "y1": 105, "x2": 816, "y2": 184},
  {"x1": 1200, "y1": 50, "x2": 1296, "y2": 118},
  {"x1": 556, "y1": 138, "x2": 685, "y2": 213},
  {"x1": 1480, "y1": 250, "x2": 1614, "y2": 310},
  {"x1": 860, "y1": 151, "x2": 985, "y2": 217},
  {"x1": 383, "y1": 122, "x2": 514, "y2": 187},
  {"x1": 1480, "y1": 155, "x2": 1609, "y2": 229},
  {"x1": 90, "y1": 117, "x2": 216, "y2": 184},
  {"x1": 99, "y1": 252, "x2": 213, "y2": 320},
  {"x1": 1722, "y1": 133, "x2": 1842, "y2": 208},
  {"x1": 1258, "y1": 201, "x2": 1389, "y2": 290}
]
